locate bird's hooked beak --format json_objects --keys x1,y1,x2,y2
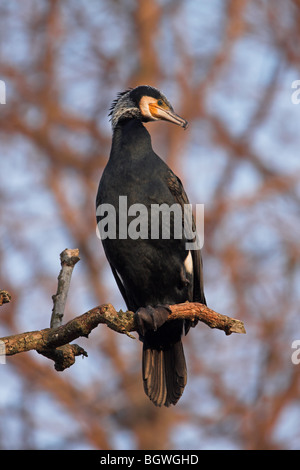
[{"x1": 149, "y1": 102, "x2": 188, "y2": 129}]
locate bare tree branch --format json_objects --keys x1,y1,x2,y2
[
  {"x1": 167, "y1": 302, "x2": 246, "y2": 335},
  {"x1": 0, "y1": 249, "x2": 246, "y2": 371},
  {"x1": 0, "y1": 301, "x2": 246, "y2": 370},
  {"x1": 50, "y1": 248, "x2": 80, "y2": 328}
]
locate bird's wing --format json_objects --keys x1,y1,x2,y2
[
  {"x1": 165, "y1": 170, "x2": 206, "y2": 306},
  {"x1": 109, "y1": 263, "x2": 137, "y2": 311}
]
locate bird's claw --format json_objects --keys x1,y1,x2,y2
[{"x1": 134, "y1": 304, "x2": 171, "y2": 337}]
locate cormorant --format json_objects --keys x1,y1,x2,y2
[{"x1": 96, "y1": 85, "x2": 206, "y2": 407}]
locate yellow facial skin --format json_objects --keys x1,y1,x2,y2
[{"x1": 140, "y1": 96, "x2": 188, "y2": 128}]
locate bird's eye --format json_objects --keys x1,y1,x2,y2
[{"x1": 157, "y1": 99, "x2": 163, "y2": 106}]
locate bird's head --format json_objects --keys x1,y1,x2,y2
[{"x1": 109, "y1": 85, "x2": 188, "y2": 130}]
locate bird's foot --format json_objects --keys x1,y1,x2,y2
[{"x1": 134, "y1": 304, "x2": 171, "y2": 337}]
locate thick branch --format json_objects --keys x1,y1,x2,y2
[
  {"x1": 0, "y1": 249, "x2": 245, "y2": 371},
  {"x1": 0, "y1": 301, "x2": 246, "y2": 369},
  {"x1": 168, "y1": 302, "x2": 246, "y2": 335}
]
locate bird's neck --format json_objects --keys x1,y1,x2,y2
[{"x1": 110, "y1": 118, "x2": 152, "y2": 161}]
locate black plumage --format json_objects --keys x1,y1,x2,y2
[{"x1": 96, "y1": 85, "x2": 206, "y2": 406}]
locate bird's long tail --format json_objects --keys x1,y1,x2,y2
[{"x1": 142, "y1": 340, "x2": 187, "y2": 407}]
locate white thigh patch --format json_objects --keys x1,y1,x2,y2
[{"x1": 184, "y1": 251, "x2": 193, "y2": 275}]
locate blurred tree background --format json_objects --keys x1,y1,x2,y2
[{"x1": 0, "y1": 0, "x2": 300, "y2": 450}]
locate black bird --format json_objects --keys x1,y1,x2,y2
[{"x1": 96, "y1": 85, "x2": 206, "y2": 407}]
